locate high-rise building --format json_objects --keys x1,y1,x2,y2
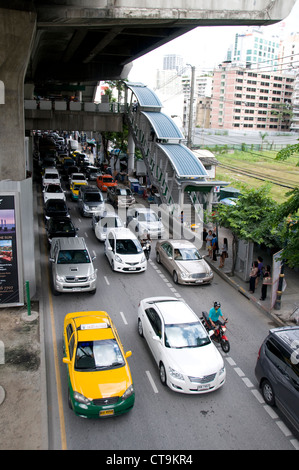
[
  {"x1": 210, "y1": 62, "x2": 294, "y2": 131},
  {"x1": 163, "y1": 54, "x2": 184, "y2": 74},
  {"x1": 227, "y1": 27, "x2": 280, "y2": 70}
]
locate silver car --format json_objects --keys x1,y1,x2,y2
[
  {"x1": 156, "y1": 239, "x2": 213, "y2": 285},
  {"x1": 49, "y1": 237, "x2": 97, "y2": 294}
]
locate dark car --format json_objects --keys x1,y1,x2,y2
[
  {"x1": 45, "y1": 216, "x2": 78, "y2": 244},
  {"x1": 44, "y1": 199, "x2": 70, "y2": 220},
  {"x1": 107, "y1": 186, "x2": 136, "y2": 207},
  {"x1": 255, "y1": 326, "x2": 299, "y2": 433}
]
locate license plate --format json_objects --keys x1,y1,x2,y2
[
  {"x1": 72, "y1": 288, "x2": 82, "y2": 291},
  {"x1": 128, "y1": 267, "x2": 136, "y2": 271},
  {"x1": 100, "y1": 409, "x2": 114, "y2": 417},
  {"x1": 197, "y1": 384, "x2": 210, "y2": 390}
]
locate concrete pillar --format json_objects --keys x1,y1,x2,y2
[
  {"x1": 128, "y1": 133, "x2": 135, "y2": 175},
  {"x1": 0, "y1": 8, "x2": 36, "y2": 181}
]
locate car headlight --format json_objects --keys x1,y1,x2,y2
[
  {"x1": 169, "y1": 367, "x2": 184, "y2": 381},
  {"x1": 141, "y1": 254, "x2": 146, "y2": 263},
  {"x1": 83, "y1": 204, "x2": 89, "y2": 211},
  {"x1": 73, "y1": 391, "x2": 91, "y2": 405},
  {"x1": 56, "y1": 275, "x2": 64, "y2": 282},
  {"x1": 180, "y1": 272, "x2": 190, "y2": 279},
  {"x1": 115, "y1": 254, "x2": 123, "y2": 263},
  {"x1": 219, "y1": 365, "x2": 225, "y2": 375},
  {"x1": 88, "y1": 271, "x2": 97, "y2": 281},
  {"x1": 121, "y1": 385, "x2": 134, "y2": 400}
]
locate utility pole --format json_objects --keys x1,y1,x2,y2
[{"x1": 187, "y1": 65, "x2": 195, "y2": 149}]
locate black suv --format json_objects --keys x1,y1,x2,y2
[
  {"x1": 45, "y1": 216, "x2": 78, "y2": 244},
  {"x1": 255, "y1": 326, "x2": 299, "y2": 433}
]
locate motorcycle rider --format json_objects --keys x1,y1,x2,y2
[
  {"x1": 140, "y1": 230, "x2": 151, "y2": 258},
  {"x1": 208, "y1": 301, "x2": 225, "y2": 328}
]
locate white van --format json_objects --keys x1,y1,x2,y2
[{"x1": 104, "y1": 227, "x2": 147, "y2": 273}]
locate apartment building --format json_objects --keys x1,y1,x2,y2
[{"x1": 210, "y1": 63, "x2": 294, "y2": 131}]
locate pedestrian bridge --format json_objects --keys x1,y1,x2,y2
[{"x1": 124, "y1": 82, "x2": 227, "y2": 211}]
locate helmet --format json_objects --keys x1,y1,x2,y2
[{"x1": 214, "y1": 301, "x2": 221, "y2": 308}]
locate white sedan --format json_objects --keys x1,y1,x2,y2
[
  {"x1": 138, "y1": 297, "x2": 226, "y2": 394},
  {"x1": 92, "y1": 211, "x2": 124, "y2": 241}
]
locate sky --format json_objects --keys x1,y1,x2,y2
[{"x1": 127, "y1": 0, "x2": 299, "y2": 89}]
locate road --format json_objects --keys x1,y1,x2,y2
[
  {"x1": 192, "y1": 129, "x2": 299, "y2": 149},
  {"x1": 38, "y1": 180, "x2": 299, "y2": 451}
]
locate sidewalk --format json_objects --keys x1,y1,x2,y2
[
  {"x1": 201, "y1": 224, "x2": 299, "y2": 327},
  {"x1": 132, "y1": 188, "x2": 299, "y2": 327}
]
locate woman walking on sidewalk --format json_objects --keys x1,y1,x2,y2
[
  {"x1": 249, "y1": 261, "x2": 259, "y2": 293},
  {"x1": 260, "y1": 265, "x2": 271, "y2": 301},
  {"x1": 219, "y1": 238, "x2": 228, "y2": 268},
  {"x1": 206, "y1": 230, "x2": 213, "y2": 259}
]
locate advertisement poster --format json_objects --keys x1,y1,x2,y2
[{"x1": 0, "y1": 195, "x2": 20, "y2": 305}]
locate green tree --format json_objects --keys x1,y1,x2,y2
[{"x1": 213, "y1": 185, "x2": 278, "y2": 274}]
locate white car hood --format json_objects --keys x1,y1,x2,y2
[
  {"x1": 117, "y1": 253, "x2": 145, "y2": 264},
  {"x1": 166, "y1": 342, "x2": 223, "y2": 376},
  {"x1": 44, "y1": 193, "x2": 65, "y2": 203}
]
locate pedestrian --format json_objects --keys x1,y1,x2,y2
[
  {"x1": 206, "y1": 230, "x2": 213, "y2": 259},
  {"x1": 249, "y1": 260, "x2": 259, "y2": 293},
  {"x1": 212, "y1": 232, "x2": 218, "y2": 261},
  {"x1": 202, "y1": 228, "x2": 208, "y2": 248},
  {"x1": 260, "y1": 265, "x2": 271, "y2": 301},
  {"x1": 219, "y1": 237, "x2": 228, "y2": 268},
  {"x1": 255, "y1": 256, "x2": 264, "y2": 288}
]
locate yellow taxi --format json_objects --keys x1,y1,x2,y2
[
  {"x1": 63, "y1": 311, "x2": 135, "y2": 418},
  {"x1": 70, "y1": 181, "x2": 87, "y2": 200}
]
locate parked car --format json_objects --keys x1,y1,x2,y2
[
  {"x1": 104, "y1": 227, "x2": 147, "y2": 273},
  {"x1": 44, "y1": 199, "x2": 70, "y2": 221},
  {"x1": 107, "y1": 186, "x2": 136, "y2": 208},
  {"x1": 62, "y1": 310, "x2": 135, "y2": 418},
  {"x1": 49, "y1": 237, "x2": 97, "y2": 295},
  {"x1": 45, "y1": 216, "x2": 78, "y2": 244},
  {"x1": 43, "y1": 184, "x2": 66, "y2": 204},
  {"x1": 255, "y1": 326, "x2": 299, "y2": 433},
  {"x1": 92, "y1": 211, "x2": 124, "y2": 241},
  {"x1": 96, "y1": 174, "x2": 117, "y2": 192},
  {"x1": 137, "y1": 297, "x2": 226, "y2": 394},
  {"x1": 78, "y1": 185, "x2": 105, "y2": 217},
  {"x1": 127, "y1": 207, "x2": 166, "y2": 238},
  {"x1": 156, "y1": 239, "x2": 213, "y2": 285}
]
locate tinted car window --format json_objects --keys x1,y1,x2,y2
[{"x1": 265, "y1": 338, "x2": 289, "y2": 372}]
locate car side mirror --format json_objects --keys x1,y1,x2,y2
[
  {"x1": 62, "y1": 357, "x2": 71, "y2": 365},
  {"x1": 125, "y1": 351, "x2": 132, "y2": 358},
  {"x1": 49, "y1": 257, "x2": 55, "y2": 263}
]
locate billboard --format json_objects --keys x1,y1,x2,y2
[{"x1": 0, "y1": 194, "x2": 23, "y2": 306}]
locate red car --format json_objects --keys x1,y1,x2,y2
[{"x1": 96, "y1": 174, "x2": 117, "y2": 192}]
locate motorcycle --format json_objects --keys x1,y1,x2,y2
[
  {"x1": 201, "y1": 311, "x2": 230, "y2": 353},
  {"x1": 141, "y1": 239, "x2": 151, "y2": 260}
]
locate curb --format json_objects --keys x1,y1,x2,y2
[{"x1": 206, "y1": 258, "x2": 287, "y2": 327}]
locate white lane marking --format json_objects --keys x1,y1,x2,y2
[
  {"x1": 242, "y1": 377, "x2": 254, "y2": 388},
  {"x1": 290, "y1": 439, "x2": 299, "y2": 450},
  {"x1": 264, "y1": 405, "x2": 279, "y2": 420},
  {"x1": 276, "y1": 420, "x2": 292, "y2": 437},
  {"x1": 119, "y1": 311, "x2": 128, "y2": 325},
  {"x1": 234, "y1": 367, "x2": 245, "y2": 377},
  {"x1": 226, "y1": 357, "x2": 236, "y2": 367},
  {"x1": 146, "y1": 371, "x2": 159, "y2": 394},
  {"x1": 104, "y1": 276, "x2": 110, "y2": 285},
  {"x1": 251, "y1": 389, "x2": 265, "y2": 404}
]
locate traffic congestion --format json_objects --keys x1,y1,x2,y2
[{"x1": 35, "y1": 130, "x2": 299, "y2": 449}]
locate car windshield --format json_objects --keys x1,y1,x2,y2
[
  {"x1": 57, "y1": 249, "x2": 90, "y2": 264},
  {"x1": 72, "y1": 174, "x2": 85, "y2": 180},
  {"x1": 165, "y1": 322, "x2": 210, "y2": 348},
  {"x1": 116, "y1": 238, "x2": 142, "y2": 254},
  {"x1": 173, "y1": 248, "x2": 202, "y2": 261},
  {"x1": 46, "y1": 201, "x2": 66, "y2": 211},
  {"x1": 117, "y1": 189, "x2": 132, "y2": 196},
  {"x1": 99, "y1": 217, "x2": 122, "y2": 228},
  {"x1": 44, "y1": 173, "x2": 58, "y2": 179},
  {"x1": 46, "y1": 185, "x2": 62, "y2": 193},
  {"x1": 83, "y1": 193, "x2": 103, "y2": 202},
  {"x1": 50, "y1": 220, "x2": 74, "y2": 232},
  {"x1": 75, "y1": 339, "x2": 125, "y2": 371},
  {"x1": 138, "y1": 212, "x2": 158, "y2": 222},
  {"x1": 103, "y1": 177, "x2": 114, "y2": 183}
]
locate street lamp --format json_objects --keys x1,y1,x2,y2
[{"x1": 186, "y1": 64, "x2": 195, "y2": 149}]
